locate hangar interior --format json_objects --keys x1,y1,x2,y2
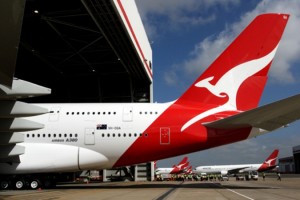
[
  {"x1": 1, "y1": 0, "x2": 154, "y2": 182},
  {"x1": 16, "y1": 0, "x2": 152, "y2": 104}
]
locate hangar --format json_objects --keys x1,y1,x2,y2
[
  {"x1": 14, "y1": 0, "x2": 153, "y2": 103},
  {"x1": 1, "y1": 0, "x2": 154, "y2": 182}
]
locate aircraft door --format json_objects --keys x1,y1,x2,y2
[
  {"x1": 122, "y1": 107, "x2": 133, "y2": 122},
  {"x1": 160, "y1": 127, "x2": 170, "y2": 145},
  {"x1": 84, "y1": 128, "x2": 95, "y2": 145}
]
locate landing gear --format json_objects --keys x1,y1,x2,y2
[
  {"x1": 29, "y1": 179, "x2": 41, "y2": 189},
  {"x1": 0, "y1": 180, "x2": 9, "y2": 189},
  {"x1": 0, "y1": 174, "x2": 57, "y2": 190},
  {"x1": 15, "y1": 180, "x2": 25, "y2": 189}
]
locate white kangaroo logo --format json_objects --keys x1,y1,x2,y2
[
  {"x1": 181, "y1": 45, "x2": 279, "y2": 132},
  {"x1": 264, "y1": 157, "x2": 277, "y2": 166}
]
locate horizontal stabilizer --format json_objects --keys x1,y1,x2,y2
[
  {"x1": 204, "y1": 94, "x2": 300, "y2": 131},
  {"x1": 228, "y1": 167, "x2": 248, "y2": 174},
  {"x1": 0, "y1": 101, "x2": 48, "y2": 118},
  {"x1": 0, "y1": 78, "x2": 51, "y2": 99}
]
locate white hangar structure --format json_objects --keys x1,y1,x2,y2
[{"x1": 0, "y1": 0, "x2": 154, "y2": 183}]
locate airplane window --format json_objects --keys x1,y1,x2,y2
[
  {"x1": 53, "y1": 134, "x2": 56, "y2": 138},
  {"x1": 139, "y1": 112, "x2": 142, "y2": 114},
  {"x1": 82, "y1": 112, "x2": 85, "y2": 115},
  {"x1": 92, "y1": 112, "x2": 95, "y2": 115},
  {"x1": 108, "y1": 112, "x2": 111, "y2": 115},
  {"x1": 134, "y1": 133, "x2": 137, "y2": 137},
  {"x1": 113, "y1": 112, "x2": 116, "y2": 115},
  {"x1": 129, "y1": 133, "x2": 131, "y2": 137},
  {"x1": 66, "y1": 112, "x2": 69, "y2": 115},
  {"x1": 37, "y1": 134, "x2": 40, "y2": 138},
  {"x1": 27, "y1": 134, "x2": 29, "y2": 138},
  {"x1": 123, "y1": 133, "x2": 126, "y2": 137},
  {"x1": 70, "y1": 134, "x2": 72, "y2": 137},
  {"x1": 144, "y1": 133, "x2": 148, "y2": 137},
  {"x1": 140, "y1": 133, "x2": 142, "y2": 137},
  {"x1": 87, "y1": 112, "x2": 90, "y2": 115},
  {"x1": 155, "y1": 112, "x2": 158, "y2": 114},
  {"x1": 150, "y1": 112, "x2": 152, "y2": 114},
  {"x1": 107, "y1": 134, "x2": 110, "y2": 137},
  {"x1": 43, "y1": 134, "x2": 45, "y2": 137},
  {"x1": 98, "y1": 112, "x2": 101, "y2": 115},
  {"x1": 75, "y1": 134, "x2": 78, "y2": 137},
  {"x1": 48, "y1": 134, "x2": 51, "y2": 137},
  {"x1": 32, "y1": 134, "x2": 35, "y2": 138},
  {"x1": 118, "y1": 133, "x2": 121, "y2": 137},
  {"x1": 112, "y1": 133, "x2": 115, "y2": 137},
  {"x1": 64, "y1": 134, "x2": 67, "y2": 137},
  {"x1": 102, "y1": 133, "x2": 104, "y2": 137},
  {"x1": 103, "y1": 112, "x2": 106, "y2": 115},
  {"x1": 77, "y1": 112, "x2": 79, "y2": 115},
  {"x1": 59, "y1": 134, "x2": 62, "y2": 138},
  {"x1": 72, "y1": 112, "x2": 74, "y2": 115}
]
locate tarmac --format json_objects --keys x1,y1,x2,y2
[{"x1": 1, "y1": 174, "x2": 300, "y2": 200}]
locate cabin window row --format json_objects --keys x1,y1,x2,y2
[
  {"x1": 65, "y1": 111, "x2": 117, "y2": 115},
  {"x1": 139, "y1": 111, "x2": 158, "y2": 115},
  {"x1": 26, "y1": 133, "x2": 78, "y2": 138},
  {"x1": 101, "y1": 133, "x2": 148, "y2": 137}
]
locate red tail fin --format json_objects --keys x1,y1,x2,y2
[
  {"x1": 258, "y1": 149, "x2": 279, "y2": 172},
  {"x1": 178, "y1": 156, "x2": 188, "y2": 165},
  {"x1": 176, "y1": 14, "x2": 289, "y2": 111}
]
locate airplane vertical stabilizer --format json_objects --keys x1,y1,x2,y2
[{"x1": 176, "y1": 14, "x2": 289, "y2": 111}]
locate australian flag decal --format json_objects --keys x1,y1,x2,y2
[{"x1": 97, "y1": 124, "x2": 107, "y2": 130}]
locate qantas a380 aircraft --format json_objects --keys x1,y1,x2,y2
[
  {"x1": 155, "y1": 156, "x2": 190, "y2": 175},
  {"x1": 194, "y1": 149, "x2": 279, "y2": 176},
  {"x1": 1, "y1": 13, "x2": 300, "y2": 189}
]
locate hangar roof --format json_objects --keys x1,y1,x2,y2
[{"x1": 14, "y1": 0, "x2": 152, "y2": 103}]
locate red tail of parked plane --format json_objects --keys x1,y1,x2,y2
[
  {"x1": 258, "y1": 149, "x2": 279, "y2": 172},
  {"x1": 156, "y1": 156, "x2": 189, "y2": 175}
]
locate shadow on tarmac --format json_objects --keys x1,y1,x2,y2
[{"x1": 55, "y1": 181, "x2": 275, "y2": 190}]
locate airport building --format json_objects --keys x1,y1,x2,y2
[
  {"x1": 278, "y1": 145, "x2": 300, "y2": 174},
  {"x1": 293, "y1": 145, "x2": 300, "y2": 174},
  {"x1": 1, "y1": 0, "x2": 154, "y2": 182}
]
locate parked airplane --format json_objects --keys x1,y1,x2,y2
[
  {"x1": 1, "y1": 13, "x2": 300, "y2": 189},
  {"x1": 155, "y1": 156, "x2": 189, "y2": 175},
  {"x1": 194, "y1": 149, "x2": 279, "y2": 175}
]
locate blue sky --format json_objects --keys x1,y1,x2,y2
[{"x1": 135, "y1": 0, "x2": 300, "y2": 168}]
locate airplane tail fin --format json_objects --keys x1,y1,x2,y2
[
  {"x1": 178, "y1": 156, "x2": 188, "y2": 166},
  {"x1": 258, "y1": 149, "x2": 279, "y2": 172},
  {"x1": 176, "y1": 14, "x2": 289, "y2": 111}
]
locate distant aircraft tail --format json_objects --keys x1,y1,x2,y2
[
  {"x1": 177, "y1": 156, "x2": 188, "y2": 166},
  {"x1": 170, "y1": 156, "x2": 189, "y2": 174},
  {"x1": 258, "y1": 149, "x2": 279, "y2": 172},
  {"x1": 176, "y1": 14, "x2": 289, "y2": 111}
]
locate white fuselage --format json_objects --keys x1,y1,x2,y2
[
  {"x1": 195, "y1": 164, "x2": 262, "y2": 175},
  {"x1": 0, "y1": 102, "x2": 170, "y2": 174}
]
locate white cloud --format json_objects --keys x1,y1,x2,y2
[
  {"x1": 182, "y1": 0, "x2": 300, "y2": 84},
  {"x1": 135, "y1": 0, "x2": 239, "y2": 39},
  {"x1": 164, "y1": 71, "x2": 178, "y2": 86}
]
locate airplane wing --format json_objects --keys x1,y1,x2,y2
[
  {"x1": 204, "y1": 94, "x2": 300, "y2": 131},
  {"x1": 227, "y1": 167, "x2": 248, "y2": 175}
]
